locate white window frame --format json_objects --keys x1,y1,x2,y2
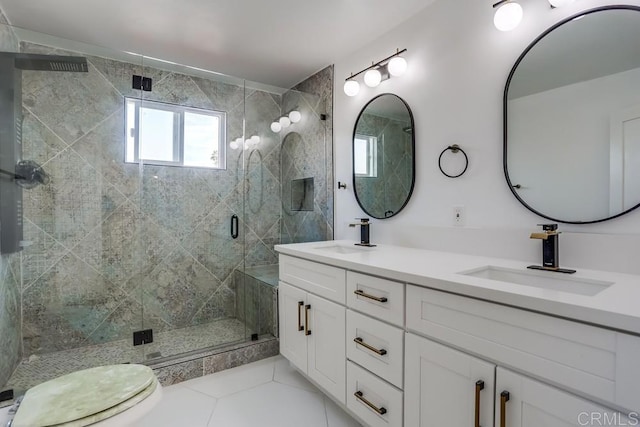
[
  {"x1": 125, "y1": 97, "x2": 226, "y2": 169},
  {"x1": 354, "y1": 134, "x2": 378, "y2": 178}
]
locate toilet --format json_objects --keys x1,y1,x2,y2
[{"x1": 8, "y1": 364, "x2": 162, "y2": 427}]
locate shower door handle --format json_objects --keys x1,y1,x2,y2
[{"x1": 230, "y1": 214, "x2": 239, "y2": 239}]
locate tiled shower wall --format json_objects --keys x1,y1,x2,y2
[
  {"x1": 0, "y1": 256, "x2": 20, "y2": 389},
  {"x1": 16, "y1": 41, "x2": 283, "y2": 357},
  {"x1": 280, "y1": 66, "x2": 334, "y2": 243},
  {"x1": 0, "y1": 12, "x2": 22, "y2": 389}
]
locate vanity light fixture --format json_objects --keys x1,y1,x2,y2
[
  {"x1": 230, "y1": 135, "x2": 260, "y2": 150},
  {"x1": 270, "y1": 109, "x2": 302, "y2": 133},
  {"x1": 492, "y1": 0, "x2": 573, "y2": 31},
  {"x1": 343, "y1": 48, "x2": 408, "y2": 97},
  {"x1": 493, "y1": 0, "x2": 524, "y2": 31}
]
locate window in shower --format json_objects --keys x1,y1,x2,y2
[
  {"x1": 125, "y1": 98, "x2": 226, "y2": 169},
  {"x1": 354, "y1": 134, "x2": 378, "y2": 178}
]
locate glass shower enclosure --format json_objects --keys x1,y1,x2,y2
[{"x1": 0, "y1": 19, "x2": 332, "y2": 393}]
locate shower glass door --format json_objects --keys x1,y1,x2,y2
[{"x1": 137, "y1": 61, "x2": 250, "y2": 362}]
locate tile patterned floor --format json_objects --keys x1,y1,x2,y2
[
  {"x1": 7, "y1": 318, "x2": 248, "y2": 391},
  {"x1": 0, "y1": 355, "x2": 362, "y2": 427},
  {"x1": 138, "y1": 355, "x2": 363, "y2": 427}
]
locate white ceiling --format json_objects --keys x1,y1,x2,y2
[{"x1": 0, "y1": 0, "x2": 435, "y2": 88}]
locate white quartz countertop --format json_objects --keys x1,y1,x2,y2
[{"x1": 275, "y1": 240, "x2": 640, "y2": 335}]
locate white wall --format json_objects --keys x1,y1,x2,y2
[
  {"x1": 333, "y1": 0, "x2": 640, "y2": 274},
  {"x1": 509, "y1": 67, "x2": 640, "y2": 221}
]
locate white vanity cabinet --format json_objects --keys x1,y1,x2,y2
[
  {"x1": 345, "y1": 272, "x2": 406, "y2": 427},
  {"x1": 278, "y1": 256, "x2": 347, "y2": 404},
  {"x1": 496, "y1": 367, "x2": 634, "y2": 427},
  {"x1": 275, "y1": 242, "x2": 640, "y2": 427},
  {"x1": 405, "y1": 284, "x2": 640, "y2": 414},
  {"x1": 404, "y1": 333, "x2": 495, "y2": 427}
]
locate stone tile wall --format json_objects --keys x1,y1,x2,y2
[
  {"x1": 0, "y1": 255, "x2": 20, "y2": 389},
  {"x1": 17, "y1": 41, "x2": 283, "y2": 358},
  {"x1": 234, "y1": 267, "x2": 278, "y2": 338},
  {"x1": 0, "y1": 22, "x2": 334, "y2": 382},
  {"x1": 280, "y1": 66, "x2": 334, "y2": 243},
  {"x1": 0, "y1": 14, "x2": 22, "y2": 389}
]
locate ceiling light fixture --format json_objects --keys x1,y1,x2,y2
[{"x1": 343, "y1": 48, "x2": 408, "y2": 97}]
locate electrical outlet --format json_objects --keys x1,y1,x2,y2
[{"x1": 453, "y1": 206, "x2": 465, "y2": 226}]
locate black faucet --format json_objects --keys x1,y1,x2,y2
[
  {"x1": 349, "y1": 218, "x2": 376, "y2": 247},
  {"x1": 527, "y1": 224, "x2": 575, "y2": 274}
]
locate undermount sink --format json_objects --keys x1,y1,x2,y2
[
  {"x1": 459, "y1": 266, "x2": 613, "y2": 296},
  {"x1": 313, "y1": 245, "x2": 372, "y2": 255}
]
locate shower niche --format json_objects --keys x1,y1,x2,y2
[{"x1": 291, "y1": 177, "x2": 314, "y2": 211}]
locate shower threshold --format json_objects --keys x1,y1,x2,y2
[{"x1": 6, "y1": 317, "x2": 252, "y2": 392}]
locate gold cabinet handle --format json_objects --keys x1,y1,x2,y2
[
  {"x1": 500, "y1": 391, "x2": 510, "y2": 427},
  {"x1": 354, "y1": 337, "x2": 387, "y2": 356},
  {"x1": 475, "y1": 380, "x2": 485, "y2": 427},
  {"x1": 354, "y1": 391, "x2": 387, "y2": 415},
  {"x1": 304, "y1": 304, "x2": 311, "y2": 336},
  {"x1": 297, "y1": 301, "x2": 304, "y2": 332},
  {"x1": 354, "y1": 289, "x2": 388, "y2": 303}
]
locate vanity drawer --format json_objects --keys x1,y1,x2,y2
[
  {"x1": 347, "y1": 310, "x2": 404, "y2": 388},
  {"x1": 346, "y1": 271, "x2": 404, "y2": 327},
  {"x1": 406, "y1": 285, "x2": 640, "y2": 412},
  {"x1": 279, "y1": 255, "x2": 346, "y2": 304},
  {"x1": 347, "y1": 361, "x2": 403, "y2": 427}
]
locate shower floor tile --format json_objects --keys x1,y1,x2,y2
[{"x1": 6, "y1": 318, "x2": 248, "y2": 392}]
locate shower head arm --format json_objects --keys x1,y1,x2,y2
[{"x1": 0, "y1": 168, "x2": 25, "y2": 180}]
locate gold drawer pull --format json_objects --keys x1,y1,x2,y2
[
  {"x1": 354, "y1": 289, "x2": 388, "y2": 303},
  {"x1": 304, "y1": 304, "x2": 311, "y2": 336},
  {"x1": 475, "y1": 380, "x2": 484, "y2": 427},
  {"x1": 500, "y1": 391, "x2": 510, "y2": 427},
  {"x1": 297, "y1": 301, "x2": 304, "y2": 332},
  {"x1": 354, "y1": 337, "x2": 387, "y2": 356},
  {"x1": 354, "y1": 391, "x2": 387, "y2": 415}
]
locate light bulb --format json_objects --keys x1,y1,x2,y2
[
  {"x1": 343, "y1": 80, "x2": 360, "y2": 96},
  {"x1": 230, "y1": 140, "x2": 239, "y2": 150},
  {"x1": 251, "y1": 135, "x2": 260, "y2": 145},
  {"x1": 270, "y1": 121, "x2": 282, "y2": 133},
  {"x1": 288, "y1": 110, "x2": 301, "y2": 123},
  {"x1": 493, "y1": 1, "x2": 523, "y2": 31},
  {"x1": 279, "y1": 116, "x2": 291, "y2": 128},
  {"x1": 548, "y1": 0, "x2": 573, "y2": 7},
  {"x1": 388, "y1": 56, "x2": 408, "y2": 77},
  {"x1": 364, "y1": 68, "x2": 382, "y2": 87}
]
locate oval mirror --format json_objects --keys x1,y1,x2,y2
[
  {"x1": 353, "y1": 94, "x2": 415, "y2": 219},
  {"x1": 504, "y1": 6, "x2": 640, "y2": 224}
]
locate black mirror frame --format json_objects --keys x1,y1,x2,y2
[
  {"x1": 503, "y1": 5, "x2": 640, "y2": 224},
  {"x1": 352, "y1": 93, "x2": 416, "y2": 219}
]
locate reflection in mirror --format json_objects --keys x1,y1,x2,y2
[
  {"x1": 353, "y1": 93, "x2": 415, "y2": 219},
  {"x1": 505, "y1": 6, "x2": 640, "y2": 223}
]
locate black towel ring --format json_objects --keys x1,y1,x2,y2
[{"x1": 438, "y1": 144, "x2": 468, "y2": 178}]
